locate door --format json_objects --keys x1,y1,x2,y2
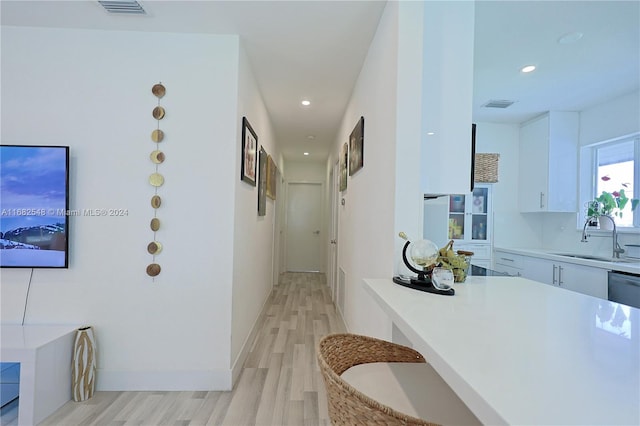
[
  {"x1": 272, "y1": 169, "x2": 284, "y2": 286},
  {"x1": 285, "y1": 182, "x2": 323, "y2": 272},
  {"x1": 329, "y1": 161, "x2": 340, "y2": 301}
]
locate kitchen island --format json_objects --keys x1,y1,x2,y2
[{"x1": 363, "y1": 276, "x2": 639, "y2": 425}]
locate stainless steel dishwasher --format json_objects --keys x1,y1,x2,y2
[{"x1": 608, "y1": 271, "x2": 640, "y2": 309}]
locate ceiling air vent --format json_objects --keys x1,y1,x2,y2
[
  {"x1": 98, "y1": 1, "x2": 146, "y2": 15},
  {"x1": 482, "y1": 100, "x2": 515, "y2": 109}
]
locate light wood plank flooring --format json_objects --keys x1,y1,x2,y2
[{"x1": 29, "y1": 272, "x2": 346, "y2": 426}]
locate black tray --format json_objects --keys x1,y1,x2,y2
[{"x1": 392, "y1": 276, "x2": 455, "y2": 296}]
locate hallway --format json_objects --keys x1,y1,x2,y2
[{"x1": 34, "y1": 272, "x2": 346, "y2": 426}]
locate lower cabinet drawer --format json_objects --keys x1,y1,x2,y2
[
  {"x1": 494, "y1": 251, "x2": 523, "y2": 269},
  {"x1": 456, "y1": 243, "x2": 491, "y2": 259},
  {"x1": 493, "y1": 264, "x2": 522, "y2": 277}
]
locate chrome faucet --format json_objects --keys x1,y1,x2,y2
[{"x1": 581, "y1": 215, "x2": 625, "y2": 259}]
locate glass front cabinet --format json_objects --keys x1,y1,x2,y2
[
  {"x1": 447, "y1": 185, "x2": 493, "y2": 268},
  {"x1": 448, "y1": 185, "x2": 491, "y2": 243}
]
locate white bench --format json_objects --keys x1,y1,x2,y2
[{"x1": 0, "y1": 325, "x2": 79, "y2": 426}]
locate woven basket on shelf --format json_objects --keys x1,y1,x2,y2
[
  {"x1": 317, "y1": 333, "x2": 439, "y2": 426},
  {"x1": 474, "y1": 153, "x2": 499, "y2": 183}
]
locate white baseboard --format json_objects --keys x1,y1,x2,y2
[
  {"x1": 96, "y1": 369, "x2": 232, "y2": 391},
  {"x1": 230, "y1": 290, "x2": 273, "y2": 387}
]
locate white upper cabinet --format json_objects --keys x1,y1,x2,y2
[
  {"x1": 421, "y1": 1, "x2": 475, "y2": 195},
  {"x1": 518, "y1": 111, "x2": 579, "y2": 212}
]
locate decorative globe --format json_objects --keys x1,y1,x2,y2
[{"x1": 409, "y1": 239, "x2": 439, "y2": 269}]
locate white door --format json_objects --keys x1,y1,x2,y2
[
  {"x1": 272, "y1": 169, "x2": 284, "y2": 286},
  {"x1": 286, "y1": 182, "x2": 323, "y2": 272},
  {"x1": 329, "y1": 162, "x2": 340, "y2": 300}
]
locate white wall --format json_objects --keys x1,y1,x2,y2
[
  {"x1": 537, "y1": 91, "x2": 640, "y2": 255},
  {"x1": 230, "y1": 43, "x2": 278, "y2": 382},
  {"x1": 475, "y1": 92, "x2": 640, "y2": 256},
  {"x1": 474, "y1": 123, "x2": 543, "y2": 248},
  {"x1": 1, "y1": 25, "x2": 270, "y2": 391},
  {"x1": 283, "y1": 160, "x2": 326, "y2": 182},
  {"x1": 394, "y1": 1, "x2": 426, "y2": 273},
  {"x1": 420, "y1": 1, "x2": 475, "y2": 195},
  {"x1": 327, "y1": 2, "x2": 429, "y2": 339},
  {"x1": 579, "y1": 91, "x2": 640, "y2": 147}
]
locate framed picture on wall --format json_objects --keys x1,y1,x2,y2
[
  {"x1": 241, "y1": 117, "x2": 258, "y2": 186},
  {"x1": 258, "y1": 146, "x2": 267, "y2": 216},
  {"x1": 349, "y1": 116, "x2": 364, "y2": 176},
  {"x1": 340, "y1": 142, "x2": 348, "y2": 191},
  {"x1": 267, "y1": 155, "x2": 277, "y2": 200}
]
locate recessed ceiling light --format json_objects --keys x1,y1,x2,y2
[
  {"x1": 558, "y1": 32, "x2": 583, "y2": 44},
  {"x1": 427, "y1": 132, "x2": 435, "y2": 136},
  {"x1": 301, "y1": 100, "x2": 311, "y2": 106},
  {"x1": 303, "y1": 152, "x2": 310, "y2": 156},
  {"x1": 521, "y1": 65, "x2": 536, "y2": 73}
]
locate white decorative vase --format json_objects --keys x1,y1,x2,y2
[
  {"x1": 598, "y1": 216, "x2": 614, "y2": 231},
  {"x1": 72, "y1": 326, "x2": 96, "y2": 402}
]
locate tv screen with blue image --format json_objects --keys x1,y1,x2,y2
[{"x1": 0, "y1": 145, "x2": 70, "y2": 268}]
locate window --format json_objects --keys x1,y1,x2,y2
[{"x1": 580, "y1": 134, "x2": 640, "y2": 229}]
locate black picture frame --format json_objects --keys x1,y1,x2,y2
[
  {"x1": 258, "y1": 146, "x2": 267, "y2": 216},
  {"x1": 340, "y1": 142, "x2": 348, "y2": 191},
  {"x1": 349, "y1": 116, "x2": 364, "y2": 176},
  {"x1": 470, "y1": 123, "x2": 476, "y2": 191},
  {"x1": 266, "y1": 155, "x2": 277, "y2": 200},
  {"x1": 241, "y1": 117, "x2": 258, "y2": 186}
]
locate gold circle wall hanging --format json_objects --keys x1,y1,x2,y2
[
  {"x1": 147, "y1": 241, "x2": 163, "y2": 255},
  {"x1": 152, "y1": 83, "x2": 166, "y2": 98},
  {"x1": 151, "y1": 195, "x2": 162, "y2": 208},
  {"x1": 151, "y1": 129, "x2": 164, "y2": 143},
  {"x1": 152, "y1": 106, "x2": 165, "y2": 120},
  {"x1": 150, "y1": 150, "x2": 165, "y2": 164},
  {"x1": 149, "y1": 172, "x2": 164, "y2": 187},
  {"x1": 148, "y1": 81, "x2": 167, "y2": 279},
  {"x1": 146, "y1": 263, "x2": 161, "y2": 277}
]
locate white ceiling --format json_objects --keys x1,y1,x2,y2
[
  {"x1": 2, "y1": 1, "x2": 639, "y2": 162},
  {"x1": 473, "y1": 1, "x2": 639, "y2": 124}
]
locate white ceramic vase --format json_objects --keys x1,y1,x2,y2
[
  {"x1": 72, "y1": 326, "x2": 96, "y2": 402},
  {"x1": 598, "y1": 216, "x2": 614, "y2": 231}
]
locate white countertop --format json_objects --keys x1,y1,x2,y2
[
  {"x1": 495, "y1": 247, "x2": 640, "y2": 274},
  {"x1": 363, "y1": 277, "x2": 640, "y2": 425},
  {"x1": 1, "y1": 325, "x2": 79, "y2": 353}
]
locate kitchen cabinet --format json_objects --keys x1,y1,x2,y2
[
  {"x1": 448, "y1": 185, "x2": 492, "y2": 243},
  {"x1": 518, "y1": 111, "x2": 579, "y2": 212},
  {"x1": 493, "y1": 250, "x2": 523, "y2": 277},
  {"x1": 424, "y1": 185, "x2": 492, "y2": 267},
  {"x1": 522, "y1": 256, "x2": 608, "y2": 299},
  {"x1": 521, "y1": 256, "x2": 551, "y2": 283}
]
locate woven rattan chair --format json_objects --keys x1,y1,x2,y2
[{"x1": 317, "y1": 333, "x2": 439, "y2": 426}]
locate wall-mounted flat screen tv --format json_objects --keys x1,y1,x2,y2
[{"x1": 1, "y1": 145, "x2": 70, "y2": 268}]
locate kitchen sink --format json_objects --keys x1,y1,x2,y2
[{"x1": 552, "y1": 253, "x2": 639, "y2": 263}]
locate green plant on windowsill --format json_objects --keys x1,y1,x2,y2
[{"x1": 587, "y1": 188, "x2": 639, "y2": 218}]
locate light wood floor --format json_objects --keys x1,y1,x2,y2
[{"x1": 24, "y1": 272, "x2": 345, "y2": 426}]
